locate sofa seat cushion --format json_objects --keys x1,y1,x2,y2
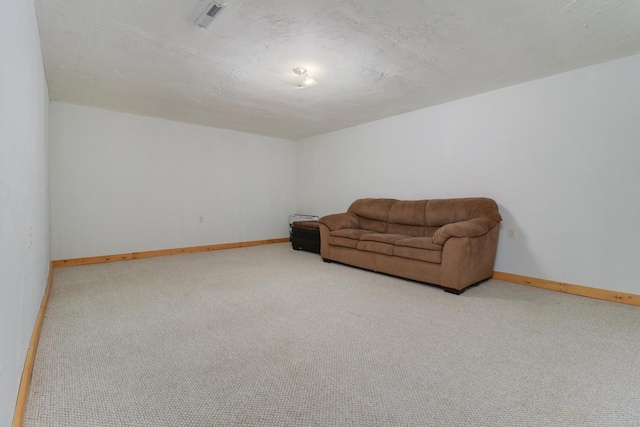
[
  {"x1": 360, "y1": 233, "x2": 412, "y2": 244},
  {"x1": 330, "y1": 228, "x2": 378, "y2": 239},
  {"x1": 394, "y1": 237, "x2": 442, "y2": 251},
  {"x1": 356, "y1": 233, "x2": 413, "y2": 256},
  {"x1": 356, "y1": 240, "x2": 394, "y2": 256},
  {"x1": 394, "y1": 237, "x2": 443, "y2": 264},
  {"x1": 328, "y1": 229, "x2": 378, "y2": 249}
]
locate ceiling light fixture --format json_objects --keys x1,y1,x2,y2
[{"x1": 291, "y1": 67, "x2": 316, "y2": 89}]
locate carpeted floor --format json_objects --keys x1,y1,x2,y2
[{"x1": 24, "y1": 243, "x2": 640, "y2": 426}]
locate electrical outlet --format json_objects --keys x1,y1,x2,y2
[{"x1": 507, "y1": 227, "x2": 517, "y2": 239}]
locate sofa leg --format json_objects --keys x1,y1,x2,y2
[
  {"x1": 322, "y1": 258, "x2": 332, "y2": 263},
  {"x1": 442, "y1": 286, "x2": 465, "y2": 295}
]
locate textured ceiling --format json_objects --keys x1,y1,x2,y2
[{"x1": 35, "y1": 0, "x2": 640, "y2": 141}]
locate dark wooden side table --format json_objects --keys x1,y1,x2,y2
[{"x1": 290, "y1": 220, "x2": 321, "y2": 254}]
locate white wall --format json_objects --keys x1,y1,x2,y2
[
  {"x1": 50, "y1": 103, "x2": 296, "y2": 260},
  {"x1": 297, "y1": 53, "x2": 640, "y2": 295},
  {"x1": 0, "y1": 0, "x2": 50, "y2": 425}
]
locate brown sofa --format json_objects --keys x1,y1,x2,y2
[{"x1": 319, "y1": 198, "x2": 502, "y2": 294}]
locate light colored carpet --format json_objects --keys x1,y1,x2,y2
[{"x1": 24, "y1": 243, "x2": 640, "y2": 426}]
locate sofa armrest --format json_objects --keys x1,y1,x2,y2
[
  {"x1": 432, "y1": 218, "x2": 498, "y2": 245},
  {"x1": 319, "y1": 212, "x2": 360, "y2": 231}
]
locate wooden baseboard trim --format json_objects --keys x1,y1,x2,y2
[
  {"x1": 52, "y1": 238, "x2": 290, "y2": 268},
  {"x1": 12, "y1": 262, "x2": 54, "y2": 427},
  {"x1": 492, "y1": 271, "x2": 640, "y2": 307}
]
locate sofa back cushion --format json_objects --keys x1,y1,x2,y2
[
  {"x1": 348, "y1": 198, "x2": 396, "y2": 221},
  {"x1": 347, "y1": 197, "x2": 501, "y2": 231},
  {"x1": 348, "y1": 199, "x2": 395, "y2": 233},
  {"x1": 425, "y1": 198, "x2": 502, "y2": 227},
  {"x1": 389, "y1": 200, "x2": 427, "y2": 226}
]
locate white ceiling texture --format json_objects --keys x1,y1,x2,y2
[{"x1": 35, "y1": 0, "x2": 640, "y2": 141}]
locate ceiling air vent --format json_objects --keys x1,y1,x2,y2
[{"x1": 195, "y1": 2, "x2": 225, "y2": 29}]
